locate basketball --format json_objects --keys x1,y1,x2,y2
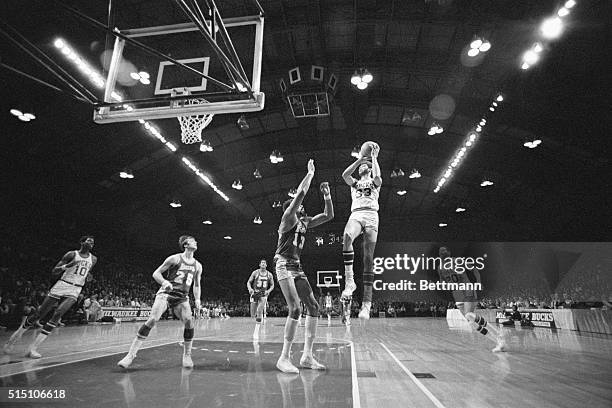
[{"x1": 359, "y1": 141, "x2": 379, "y2": 158}]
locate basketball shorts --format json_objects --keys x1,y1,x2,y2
[
  {"x1": 49, "y1": 280, "x2": 82, "y2": 300},
  {"x1": 274, "y1": 256, "x2": 307, "y2": 282},
  {"x1": 347, "y1": 210, "x2": 379, "y2": 233},
  {"x1": 156, "y1": 289, "x2": 189, "y2": 309}
]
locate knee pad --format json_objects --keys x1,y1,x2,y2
[
  {"x1": 137, "y1": 324, "x2": 152, "y2": 339},
  {"x1": 183, "y1": 327, "x2": 194, "y2": 342}
]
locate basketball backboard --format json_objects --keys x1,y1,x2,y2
[
  {"x1": 317, "y1": 271, "x2": 342, "y2": 288},
  {"x1": 93, "y1": 10, "x2": 264, "y2": 123}
]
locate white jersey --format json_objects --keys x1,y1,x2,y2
[
  {"x1": 351, "y1": 178, "x2": 380, "y2": 212},
  {"x1": 60, "y1": 251, "x2": 94, "y2": 286}
]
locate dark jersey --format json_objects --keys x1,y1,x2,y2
[
  {"x1": 166, "y1": 255, "x2": 198, "y2": 295},
  {"x1": 438, "y1": 263, "x2": 477, "y2": 302},
  {"x1": 275, "y1": 219, "x2": 307, "y2": 262}
]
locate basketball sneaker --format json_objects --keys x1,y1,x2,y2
[
  {"x1": 299, "y1": 354, "x2": 326, "y2": 370},
  {"x1": 276, "y1": 357, "x2": 299, "y2": 374},
  {"x1": 117, "y1": 353, "x2": 135, "y2": 368},
  {"x1": 492, "y1": 336, "x2": 507, "y2": 353},
  {"x1": 3, "y1": 343, "x2": 14, "y2": 354},
  {"x1": 341, "y1": 280, "x2": 356, "y2": 301},
  {"x1": 358, "y1": 303, "x2": 371, "y2": 320},
  {"x1": 26, "y1": 349, "x2": 42, "y2": 359},
  {"x1": 182, "y1": 354, "x2": 194, "y2": 368}
]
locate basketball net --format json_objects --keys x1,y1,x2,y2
[{"x1": 177, "y1": 98, "x2": 214, "y2": 144}]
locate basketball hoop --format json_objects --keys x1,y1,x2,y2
[
  {"x1": 177, "y1": 98, "x2": 214, "y2": 144},
  {"x1": 323, "y1": 277, "x2": 333, "y2": 286}
]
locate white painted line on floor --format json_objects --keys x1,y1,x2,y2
[
  {"x1": 380, "y1": 342, "x2": 446, "y2": 408},
  {"x1": 200, "y1": 348, "x2": 209, "y2": 351},
  {"x1": 349, "y1": 339, "x2": 361, "y2": 408},
  {"x1": 263, "y1": 351, "x2": 274, "y2": 354},
  {"x1": 228, "y1": 350, "x2": 239, "y2": 353},
  {"x1": 213, "y1": 349, "x2": 223, "y2": 352}
]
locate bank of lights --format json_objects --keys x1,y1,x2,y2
[
  {"x1": 202, "y1": 219, "x2": 213, "y2": 225},
  {"x1": 224, "y1": 236, "x2": 232, "y2": 240},
  {"x1": 456, "y1": 207, "x2": 466, "y2": 213},
  {"x1": 54, "y1": 38, "x2": 105, "y2": 89},
  {"x1": 351, "y1": 146, "x2": 361, "y2": 158},
  {"x1": 270, "y1": 150, "x2": 284, "y2": 164},
  {"x1": 480, "y1": 180, "x2": 494, "y2": 187},
  {"x1": 181, "y1": 157, "x2": 230, "y2": 201},
  {"x1": 170, "y1": 200, "x2": 182, "y2": 208},
  {"x1": 253, "y1": 216, "x2": 262, "y2": 224},
  {"x1": 439, "y1": 223, "x2": 448, "y2": 228},
  {"x1": 10, "y1": 109, "x2": 36, "y2": 122},
  {"x1": 350, "y1": 68, "x2": 373, "y2": 90},
  {"x1": 409, "y1": 170, "x2": 421, "y2": 179},
  {"x1": 396, "y1": 190, "x2": 407, "y2": 196},
  {"x1": 467, "y1": 38, "x2": 491, "y2": 57},
  {"x1": 288, "y1": 188, "x2": 297, "y2": 198},
  {"x1": 272, "y1": 200, "x2": 283, "y2": 208}
]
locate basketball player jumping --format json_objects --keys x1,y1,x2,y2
[
  {"x1": 118, "y1": 235, "x2": 202, "y2": 369},
  {"x1": 3, "y1": 236, "x2": 97, "y2": 358},
  {"x1": 247, "y1": 259, "x2": 275, "y2": 339},
  {"x1": 275, "y1": 159, "x2": 334, "y2": 373},
  {"x1": 438, "y1": 246, "x2": 506, "y2": 352},
  {"x1": 340, "y1": 143, "x2": 382, "y2": 320}
]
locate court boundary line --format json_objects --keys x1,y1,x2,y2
[
  {"x1": 349, "y1": 339, "x2": 361, "y2": 408},
  {"x1": 0, "y1": 339, "x2": 179, "y2": 378},
  {"x1": 380, "y1": 342, "x2": 446, "y2": 408}
]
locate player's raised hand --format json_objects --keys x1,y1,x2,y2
[
  {"x1": 320, "y1": 182, "x2": 330, "y2": 195},
  {"x1": 307, "y1": 159, "x2": 315, "y2": 175},
  {"x1": 371, "y1": 144, "x2": 380, "y2": 158}
]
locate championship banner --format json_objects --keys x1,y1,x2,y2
[
  {"x1": 100, "y1": 307, "x2": 152, "y2": 322},
  {"x1": 496, "y1": 309, "x2": 556, "y2": 328}
]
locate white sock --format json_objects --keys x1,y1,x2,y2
[
  {"x1": 183, "y1": 340, "x2": 193, "y2": 356},
  {"x1": 128, "y1": 338, "x2": 143, "y2": 356},
  {"x1": 280, "y1": 317, "x2": 299, "y2": 359},
  {"x1": 30, "y1": 333, "x2": 47, "y2": 351},
  {"x1": 303, "y1": 315, "x2": 318, "y2": 357}
]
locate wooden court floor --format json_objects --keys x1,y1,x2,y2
[{"x1": 1, "y1": 317, "x2": 611, "y2": 408}]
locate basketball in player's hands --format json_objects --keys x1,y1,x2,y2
[
  {"x1": 359, "y1": 141, "x2": 380, "y2": 158},
  {"x1": 320, "y1": 182, "x2": 330, "y2": 195}
]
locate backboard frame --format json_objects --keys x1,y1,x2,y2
[{"x1": 93, "y1": 14, "x2": 265, "y2": 124}]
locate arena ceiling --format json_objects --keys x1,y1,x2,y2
[{"x1": 1, "y1": 0, "x2": 610, "y2": 251}]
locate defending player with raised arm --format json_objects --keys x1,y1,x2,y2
[
  {"x1": 437, "y1": 246, "x2": 506, "y2": 352},
  {"x1": 340, "y1": 143, "x2": 382, "y2": 320},
  {"x1": 247, "y1": 259, "x2": 275, "y2": 339},
  {"x1": 274, "y1": 159, "x2": 334, "y2": 373},
  {"x1": 118, "y1": 235, "x2": 202, "y2": 369},
  {"x1": 4, "y1": 236, "x2": 97, "y2": 358}
]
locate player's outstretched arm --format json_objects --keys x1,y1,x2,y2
[
  {"x1": 283, "y1": 159, "x2": 315, "y2": 221},
  {"x1": 152, "y1": 255, "x2": 178, "y2": 290},
  {"x1": 371, "y1": 144, "x2": 382, "y2": 187},
  {"x1": 342, "y1": 156, "x2": 368, "y2": 186},
  {"x1": 308, "y1": 182, "x2": 334, "y2": 228},
  {"x1": 52, "y1": 251, "x2": 76, "y2": 276}
]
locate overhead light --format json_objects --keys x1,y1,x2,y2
[
  {"x1": 351, "y1": 68, "x2": 373, "y2": 89},
  {"x1": 253, "y1": 168, "x2": 262, "y2": 179},
  {"x1": 10, "y1": 109, "x2": 36, "y2": 122},
  {"x1": 479, "y1": 41, "x2": 491, "y2": 52},
  {"x1": 523, "y1": 50, "x2": 540, "y2": 65},
  {"x1": 480, "y1": 180, "x2": 494, "y2": 187},
  {"x1": 540, "y1": 17, "x2": 563, "y2": 39},
  {"x1": 467, "y1": 48, "x2": 480, "y2": 57},
  {"x1": 558, "y1": 7, "x2": 570, "y2": 17},
  {"x1": 470, "y1": 39, "x2": 483, "y2": 49},
  {"x1": 433, "y1": 186, "x2": 440, "y2": 193},
  {"x1": 288, "y1": 188, "x2": 297, "y2": 198},
  {"x1": 119, "y1": 169, "x2": 134, "y2": 179},
  {"x1": 489, "y1": 107, "x2": 495, "y2": 112},
  {"x1": 476, "y1": 125, "x2": 482, "y2": 132},
  {"x1": 439, "y1": 223, "x2": 448, "y2": 227},
  {"x1": 232, "y1": 179, "x2": 243, "y2": 190},
  {"x1": 521, "y1": 62, "x2": 531, "y2": 70},
  {"x1": 564, "y1": 0, "x2": 576, "y2": 9},
  {"x1": 10, "y1": 109, "x2": 23, "y2": 117},
  {"x1": 53, "y1": 38, "x2": 64, "y2": 48},
  {"x1": 270, "y1": 150, "x2": 283, "y2": 163},
  {"x1": 496, "y1": 95, "x2": 504, "y2": 102},
  {"x1": 236, "y1": 82, "x2": 247, "y2": 92},
  {"x1": 223, "y1": 235, "x2": 232, "y2": 240},
  {"x1": 54, "y1": 38, "x2": 108, "y2": 89},
  {"x1": 170, "y1": 200, "x2": 182, "y2": 208},
  {"x1": 272, "y1": 200, "x2": 282, "y2": 208},
  {"x1": 469, "y1": 133, "x2": 477, "y2": 142},
  {"x1": 18, "y1": 115, "x2": 31, "y2": 122},
  {"x1": 202, "y1": 219, "x2": 213, "y2": 225},
  {"x1": 456, "y1": 207, "x2": 466, "y2": 213},
  {"x1": 396, "y1": 169, "x2": 405, "y2": 177},
  {"x1": 396, "y1": 190, "x2": 407, "y2": 196},
  {"x1": 524, "y1": 139, "x2": 542, "y2": 149},
  {"x1": 130, "y1": 72, "x2": 140, "y2": 80},
  {"x1": 429, "y1": 123, "x2": 444, "y2": 135},
  {"x1": 533, "y1": 43, "x2": 543, "y2": 53},
  {"x1": 200, "y1": 139, "x2": 213, "y2": 152},
  {"x1": 253, "y1": 216, "x2": 262, "y2": 224},
  {"x1": 237, "y1": 115, "x2": 249, "y2": 130},
  {"x1": 351, "y1": 145, "x2": 361, "y2": 158},
  {"x1": 409, "y1": 169, "x2": 421, "y2": 179},
  {"x1": 390, "y1": 169, "x2": 398, "y2": 178},
  {"x1": 492, "y1": 102, "x2": 498, "y2": 107}
]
